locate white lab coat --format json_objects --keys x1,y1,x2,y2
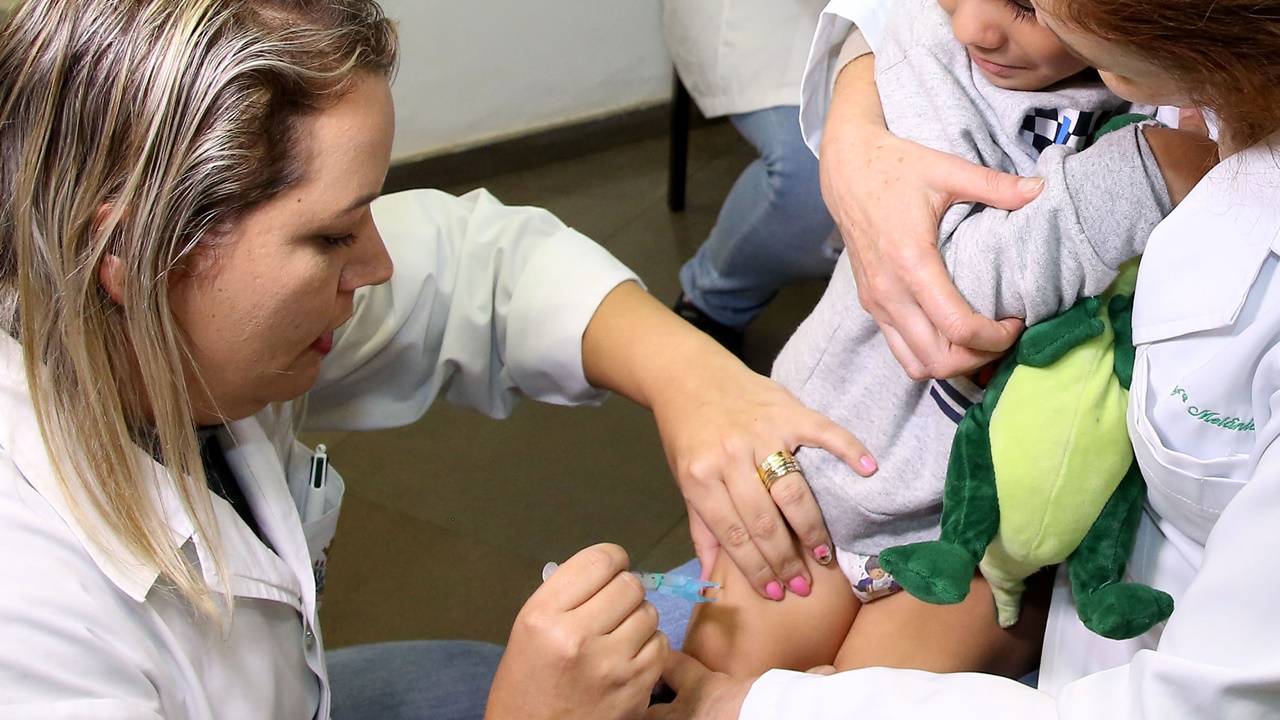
[
  {"x1": 660, "y1": 0, "x2": 828, "y2": 118},
  {"x1": 0, "y1": 188, "x2": 637, "y2": 719},
  {"x1": 737, "y1": 4, "x2": 1280, "y2": 715}
]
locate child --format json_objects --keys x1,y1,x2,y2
[{"x1": 684, "y1": 0, "x2": 1215, "y2": 677}]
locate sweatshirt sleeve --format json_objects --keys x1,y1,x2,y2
[{"x1": 941, "y1": 124, "x2": 1172, "y2": 325}]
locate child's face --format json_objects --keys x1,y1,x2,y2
[
  {"x1": 1030, "y1": 0, "x2": 1191, "y2": 107},
  {"x1": 937, "y1": 0, "x2": 1087, "y2": 91}
]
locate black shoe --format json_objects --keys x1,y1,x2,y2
[{"x1": 672, "y1": 294, "x2": 745, "y2": 358}]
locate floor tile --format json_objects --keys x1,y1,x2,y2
[
  {"x1": 324, "y1": 395, "x2": 688, "y2": 566},
  {"x1": 321, "y1": 494, "x2": 538, "y2": 648}
]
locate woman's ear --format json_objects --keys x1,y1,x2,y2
[
  {"x1": 94, "y1": 203, "x2": 126, "y2": 305},
  {"x1": 98, "y1": 253, "x2": 126, "y2": 306}
]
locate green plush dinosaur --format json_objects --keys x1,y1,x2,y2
[{"x1": 880, "y1": 261, "x2": 1174, "y2": 640}]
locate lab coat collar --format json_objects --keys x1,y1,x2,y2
[
  {"x1": 0, "y1": 334, "x2": 182, "y2": 601},
  {"x1": 1132, "y1": 137, "x2": 1280, "y2": 345},
  {"x1": 0, "y1": 335, "x2": 309, "y2": 611}
]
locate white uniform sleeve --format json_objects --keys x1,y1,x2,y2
[
  {"x1": 303, "y1": 188, "x2": 639, "y2": 431},
  {"x1": 0, "y1": 492, "x2": 164, "y2": 719},
  {"x1": 743, "y1": 667, "x2": 1053, "y2": 718},
  {"x1": 743, "y1": 401, "x2": 1280, "y2": 719},
  {"x1": 799, "y1": 0, "x2": 894, "y2": 155}
]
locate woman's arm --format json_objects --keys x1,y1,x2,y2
[
  {"x1": 305, "y1": 188, "x2": 634, "y2": 429},
  {"x1": 307, "y1": 188, "x2": 875, "y2": 601},
  {"x1": 581, "y1": 282, "x2": 875, "y2": 600}
]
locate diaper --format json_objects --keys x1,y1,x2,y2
[{"x1": 836, "y1": 548, "x2": 903, "y2": 603}]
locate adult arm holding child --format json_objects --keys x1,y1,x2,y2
[{"x1": 811, "y1": 6, "x2": 1213, "y2": 377}]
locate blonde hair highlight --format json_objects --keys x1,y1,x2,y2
[{"x1": 0, "y1": 0, "x2": 397, "y2": 616}]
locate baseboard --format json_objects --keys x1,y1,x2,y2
[{"x1": 384, "y1": 101, "x2": 715, "y2": 194}]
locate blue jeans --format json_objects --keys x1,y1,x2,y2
[
  {"x1": 328, "y1": 640, "x2": 503, "y2": 720},
  {"x1": 679, "y1": 105, "x2": 838, "y2": 329}
]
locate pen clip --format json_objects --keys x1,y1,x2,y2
[{"x1": 310, "y1": 444, "x2": 328, "y2": 490}]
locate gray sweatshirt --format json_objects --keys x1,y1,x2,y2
[{"x1": 773, "y1": 0, "x2": 1173, "y2": 556}]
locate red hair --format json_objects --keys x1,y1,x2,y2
[{"x1": 1056, "y1": 0, "x2": 1280, "y2": 147}]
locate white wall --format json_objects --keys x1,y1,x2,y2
[{"x1": 382, "y1": 1, "x2": 673, "y2": 163}]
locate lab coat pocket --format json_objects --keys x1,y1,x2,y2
[
  {"x1": 1130, "y1": 355, "x2": 1248, "y2": 546},
  {"x1": 301, "y1": 469, "x2": 344, "y2": 599}
]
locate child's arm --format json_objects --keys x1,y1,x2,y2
[{"x1": 940, "y1": 124, "x2": 1213, "y2": 325}]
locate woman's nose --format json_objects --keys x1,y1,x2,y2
[
  {"x1": 340, "y1": 227, "x2": 394, "y2": 292},
  {"x1": 950, "y1": 0, "x2": 1008, "y2": 52}
]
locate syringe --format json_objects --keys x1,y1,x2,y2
[{"x1": 541, "y1": 562, "x2": 719, "y2": 604}]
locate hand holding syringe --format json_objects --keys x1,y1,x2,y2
[{"x1": 542, "y1": 562, "x2": 719, "y2": 604}]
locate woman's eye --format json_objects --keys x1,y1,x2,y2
[{"x1": 321, "y1": 233, "x2": 357, "y2": 249}]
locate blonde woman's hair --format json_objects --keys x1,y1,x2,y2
[{"x1": 0, "y1": 0, "x2": 397, "y2": 616}]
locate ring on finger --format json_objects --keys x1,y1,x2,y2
[{"x1": 757, "y1": 449, "x2": 803, "y2": 491}]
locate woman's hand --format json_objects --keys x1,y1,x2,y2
[
  {"x1": 650, "y1": 354, "x2": 874, "y2": 598},
  {"x1": 644, "y1": 653, "x2": 753, "y2": 720},
  {"x1": 582, "y1": 283, "x2": 876, "y2": 601},
  {"x1": 821, "y1": 56, "x2": 1040, "y2": 379},
  {"x1": 486, "y1": 544, "x2": 667, "y2": 720}
]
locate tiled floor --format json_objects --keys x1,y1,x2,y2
[{"x1": 312, "y1": 122, "x2": 829, "y2": 649}]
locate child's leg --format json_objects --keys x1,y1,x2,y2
[
  {"x1": 835, "y1": 570, "x2": 1051, "y2": 678},
  {"x1": 682, "y1": 545, "x2": 858, "y2": 678}
]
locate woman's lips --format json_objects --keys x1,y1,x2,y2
[
  {"x1": 970, "y1": 51, "x2": 1024, "y2": 78},
  {"x1": 311, "y1": 330, "x2": 334, "y2": 356}
]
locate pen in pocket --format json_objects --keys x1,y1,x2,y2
[{"x1": 303, "y1": 444, "x2": 328, "y2": 524}]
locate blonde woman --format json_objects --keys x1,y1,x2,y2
[{"x1": 0, "y1": 1, "x2": 878, "y2": 718}]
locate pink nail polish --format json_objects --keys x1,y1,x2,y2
[
  {"x1": 788, "y1": 576, "x2": 811, "y2": 597},
  {"x1": 859, "y1": 455, "x2": 878, "y2": 474},
  {"x1": 813, "y1": 544, "x2": 833, "y2": 565},
  {"x1": 765, "y1": 581, "x2": 785, "y2": 601}
]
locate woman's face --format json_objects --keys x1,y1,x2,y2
[
  {"x1": 169, "y1": 74, "x2": 396, "y2": 424},
  {"x1": 1030, "y1": 0, "x2": 1190, "y2": 107}
]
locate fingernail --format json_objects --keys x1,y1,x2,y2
[
  {"x1": 765, "y1": 581, "x2": 785, "y2": 601},
  {"x1": 859, "y1": 455, "x2": 878, "y2": 474},
  {"x1": 813, "y1": 545, "x2": 833, "y2": 565},
  {"x1": 1018, "y1": 177, "x2": 1045, "y2": 193},
  {"x1": 788, "y1": 576, "x2": 811, "y2": 597}
]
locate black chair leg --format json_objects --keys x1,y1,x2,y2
[{"x1": 668, "y1": 72, "x2": 691, "y2": 213}]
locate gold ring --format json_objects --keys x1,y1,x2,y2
[{"x1": 757, "y1": 449, "x2": 802, "y2": 491}]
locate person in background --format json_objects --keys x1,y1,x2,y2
[{"x1": 662, "y1": 0, "x2": 837, "y2": 355}]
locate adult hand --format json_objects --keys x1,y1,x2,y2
[
  {"x1": 651, "y1": 355, "x2": 875, "y2": 600},
  {"x1": 486, "y1": 544, "x2": 667, "y2": 720},
  {"x1": 582, "y1": 283, "x2": 876, "y2": 602},
  {"x1": 643, "y1": 652, "x2": 752, "y2": 720},
  {"x1": 820, "y1": 56, "x2": 1040, "y2": 380}
]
